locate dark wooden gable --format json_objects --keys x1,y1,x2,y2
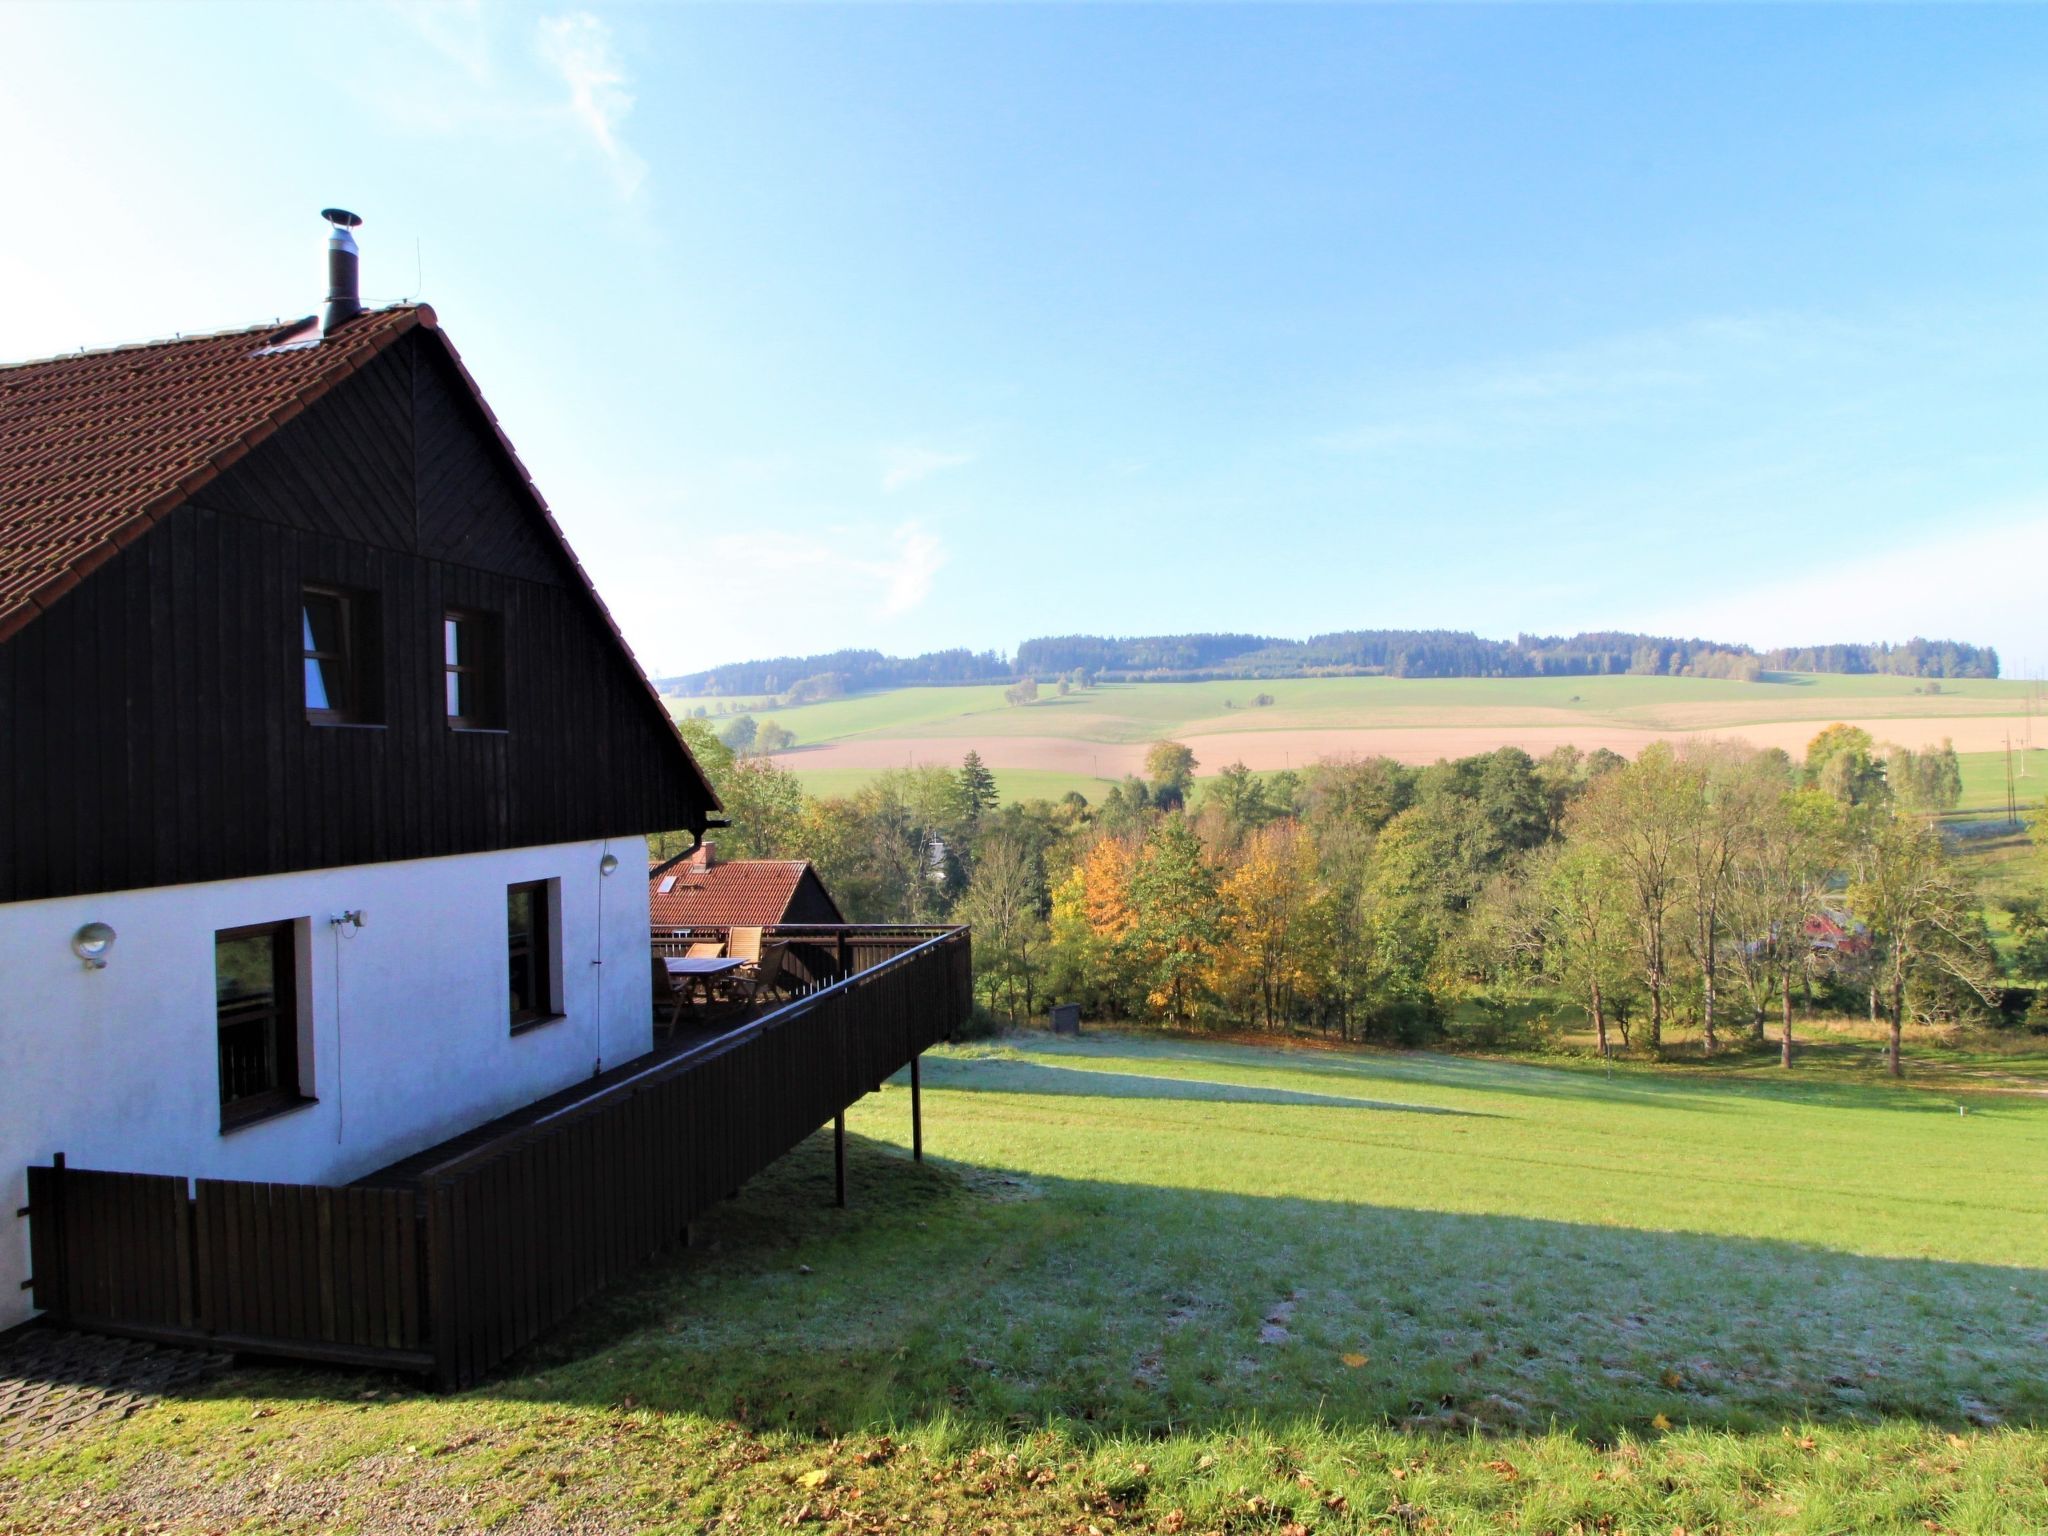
[
  {"x1": 0, "y1": 327, "x2": 716, "y2": 904},
  {"x1": 786, "y1": 867, "x2": 847, "y2": 925}
]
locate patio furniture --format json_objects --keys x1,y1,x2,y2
[
  {"x1": 664, "y1": 954, "x2": 746, "y2": 1010},
  {"x1": 723, "y1": 942, "x2": 789, "y2": 1010},
  {"x1": 726, "y1": 926, "x2": 765, "y2": 965},
  {"x1": 684, "y1": 941, "x2": 724, "y2": 960},
  {"x1": 651, "y1": 955, "x2": 688, "y2": 1035}
]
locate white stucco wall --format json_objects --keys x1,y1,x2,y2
[{"x1": 0, "y1": 837, "x2": 653, "y2": 1331}]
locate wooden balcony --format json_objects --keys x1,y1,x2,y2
[{"x1": 22, "y1": 925, "x2": 971, "y2": 1388}]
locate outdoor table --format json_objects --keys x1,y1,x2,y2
[{"x1": 665, "y1": 954, "x2": 746, "y2": 1006}]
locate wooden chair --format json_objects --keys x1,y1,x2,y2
[
  {"x1": 651, "y1": 955, "x2": 687, "y2": 1036},
  {"x1": 727, "y1": 927, "x2": 764, "y2": 964},
  {"x1": 735, "y1": 943, "x2": 789, "y2": 1008},
  {"x1": 684, "y1": 941, "x2": 724, "y2": 959}
]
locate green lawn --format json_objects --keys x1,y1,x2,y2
[{"x1": 11, "y1": 1033, "x2": 2048, "y2": 1532}]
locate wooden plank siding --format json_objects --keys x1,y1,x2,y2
[
  {"x1": 22, "y1": 928, "x2": 970, "y2": 1387},
  {"x1": 0, "y1": 329, "x2": 711, "y2": 904}
]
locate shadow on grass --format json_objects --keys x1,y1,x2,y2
[
  {"x1": 908, "y1": 1056, "x2": 1483, "y2": 1115},
  {"x1": 469, "y1": 1131, "x2": 2048, "y2": 1445},
  {"x1": 997, "y1": 1028, "x2": 1986, "y2": 1119}
]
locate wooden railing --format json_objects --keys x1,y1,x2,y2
[{"x1": 21, "y1": 926, "x2": 970, "y2": 1387}]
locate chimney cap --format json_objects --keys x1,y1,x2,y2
[{"x1": 321, "y1": 208, "x2": 363, "y2": 230}]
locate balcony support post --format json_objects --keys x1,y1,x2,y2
[
  {"x1": 910, "y1": 1054, "x2": 923, "y2": 1163},
  {"x1": 834, "y1": 1113, "x2": 847, "y2": 1208}
]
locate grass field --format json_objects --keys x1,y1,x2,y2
[
  {"x1": 11, "y1": 1031, "x2": 2048, "y2": 1533},
  {"x1": 670, "y1": 675, "x2": 2047, "y2": 800}
]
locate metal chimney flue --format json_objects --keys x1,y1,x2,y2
[{"x1": 321, "y1": 208, "x2": 364, "y2": 332}]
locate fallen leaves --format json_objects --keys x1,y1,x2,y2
[{"x1": 1340, "y1": 1352, "x2": 1369, "y2": 1368}]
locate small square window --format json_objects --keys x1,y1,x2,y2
[
  {"x1": 216, "y1": 921, "x2": 307, "y2": 1128},
  {"x1": 445, "y1": 610, "x2": 504, "y2": 729},
  {"x1": 508, "y1": 879, "x2": 558, "y2": 1029},
  {"x1": 303, "y1": 586, "x2": 380, "y2": 724}
]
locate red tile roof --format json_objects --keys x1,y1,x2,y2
[
  {"x1": 649, "y1": 858, "x2": 839, "y2": 928},
  {"x1": 0, "y1": 303, "x2": 718, "y2": 815},
  {"x1": 0, "y1": 307, "x2": 425, "y2": 643}
]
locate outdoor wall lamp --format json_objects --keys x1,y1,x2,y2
[
  {"x1": 599, "y1": 852, "x2": 620, "y2": 877},
  {"x1": 71, "y1": 922, "x2": 116, "y2": 970}
]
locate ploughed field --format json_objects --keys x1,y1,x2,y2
[
  {"x1": 9, "y1": 1032, "x2": 2048, "y2": 1533},
  {"x1": 667, "y1": 672, "x2": 2046, "y2": 803}
]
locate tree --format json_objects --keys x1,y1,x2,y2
[
  {"x1": 1565, "y1": 745, "x2": 1694, "y2": 1050},
  {"x1": 1885, "y1": 740, "x2": 1963, "y2": 815},
  {"x1": 958, "y1": 829, "x2": 1048, "y2": 1023},
  {"x1": 1676, "y1": 743, "x2": 1778, "y2": 1056},
  {"x1": 755, "y1": 720, "x2": 796, "y2": 754},
  {"x1": 1849, "y1": 815, "x2": 1997, "y2": 1076},
  {"x1": 1206, "y1": 761, "x2": 1279, "y2": 843},
  {"x1": 1804, "y1": 724, "x2": 1886, "y2": 806},
  {"x1": 1725, "y1": 788, "x2": 1844, "y2": 1067},
  {"x1": 718, "y1": 757, "x2": 807, "y2": 859},
  {"x1": 1529, "y1": 841, "x2": 1633, "y2": 1056},
  {"x1": 1144, "y1": 741, "x2": 1199, "y2": 806},
  {"x1": 1209, "y1": 822, "x2": 1324, "y2": 1030},
  {"x1": 1004, "y1": 678, "x2": 1039, "y2": 706},
  {"x1": 719, "y1": 714, "x2": 759, "y2": 753},
  {"x1": 957, "y1": 750, "x2": 999, "y2": 822},
  {"x1": 1127, "y1": 817, "x2": 1220, "y2": 1026},
  {"x1": 1047, "y1": 836, "x2": 1144, "y2": 1017}
]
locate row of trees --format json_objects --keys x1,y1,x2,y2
[
  {"x1": 670, "y1": 717, "x2": 2024, "y2": 1075},
  {"x1": 668, "y1": 634, "x2": 2001, "y2": 696}
]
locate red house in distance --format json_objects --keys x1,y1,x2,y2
[{"x1": 649, "y1": 843, "x2": 846, "y2": 930}]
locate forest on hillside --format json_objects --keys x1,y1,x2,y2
[{"x1": 662, "y1": 631, "x2": 1999, "y2": 695}]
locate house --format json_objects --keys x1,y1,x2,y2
[
  {"x1": 649, "y1": 842, "x2": 845, "y2": 929},
  {"x1": 0, "y1": 212, "x2": 721, "y2": 1332}
]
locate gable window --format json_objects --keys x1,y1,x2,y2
[
  {"x1": 507, "y1": 879, "x2": 559, "y2": 1029},
  {"x1": 216, "y1": 921, "x2": 307, "y2": 1129},
  {"x1": 303, "y1": 586, "x2": 379, "y2": 724},
  {"x1": 445, "y1": 610, "x2": 504, "y2": 730}
]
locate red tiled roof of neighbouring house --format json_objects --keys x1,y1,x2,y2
[
  {"x1": 0, "y1": 304, "x2": 716, "y2": 810},
  {"x1": 0, "y1": 307, "x2": 425, "y2": 642},
  {"x1": 649, "y1": 853, "x2": 845, "y2": 928}
]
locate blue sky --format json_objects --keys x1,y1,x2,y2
[{"x1": 3, "y1": 2, "x2": 2045, "y2": 676}]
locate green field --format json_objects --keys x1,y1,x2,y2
[
  {"x1": 13, "y1": 1032, "x2": 2048, "y2": 1533},
  {"x1": 669, "y1": 673, "x2": 2041, "y2": 749}
]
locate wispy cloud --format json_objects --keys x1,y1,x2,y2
[
  {"x1": 376, "y1": 5, "x2": 646, "y2": 201},
  {"x1": 536, "y1": 12, "x2": 644, "y2": 198},
  {"x1": 389, "y1": 0, "x2": 490, "y2": 83},
  {"x1": 880, "y1": 445, "x2": 975, "y2": 493}
]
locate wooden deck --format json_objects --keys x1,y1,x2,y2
[{"x1": 22, "y1": 925, "x2": 971, "y2": 1388}]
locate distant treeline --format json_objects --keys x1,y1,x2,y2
[
  {"x1": 661, "y1": 631, "x2": 1998, "y2": 695},
  {"x1": 662, "y1": 647, "x2": 1010, "y2": 698}
]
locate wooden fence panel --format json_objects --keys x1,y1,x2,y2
[
  {"x1": 191, "y1": 1179, "x2": 425, "y2": 1355},
  {"x1": 26, "y1": 1165, "x2": 191, "y2": 1332}
]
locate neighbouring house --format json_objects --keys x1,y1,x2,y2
[
  {"x1": 0, "y1": 212, "x2": 722, "y2": 1332},
  {"x1": 649, "y1": 842, "x2": 846, "y2": 929},
  {"x1": 1803, "y1": 909, "x2": 1872, "y2": 957}
]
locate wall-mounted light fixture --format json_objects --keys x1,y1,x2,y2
[
  {"x1": 598, "y1": 852, "x2": 620, "y2": 877},
  {"x1": 71, "y1": 922, "x2": 116, "y2": 970}
]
